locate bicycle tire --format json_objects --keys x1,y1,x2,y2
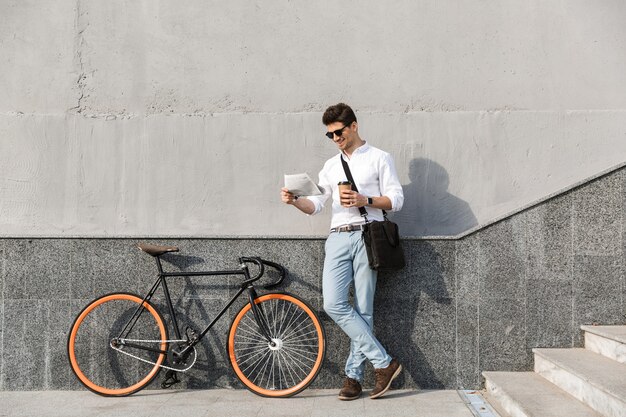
[
  {"x1": 67, "y1": 292, "x2": 168, "y2": 396},
  {"x1": 228, "y1": 292, "x2": 325, "y2": 397}
]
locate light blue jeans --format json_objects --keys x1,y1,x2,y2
[{"x1": 322, "y1": 231, "x2": 392, "y2": 382}]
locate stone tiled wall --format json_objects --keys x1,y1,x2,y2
[{"x1": 1, "y1": 168, "x2": 625, "y2": 391}]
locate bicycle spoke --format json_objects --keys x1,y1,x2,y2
[
  {"x1": 240, "y1": 316, "x2": 266, "y2": 338},
  {"x1": 278, "y1": 348, "x2": 300, "y2": 386},
  {"x1": 273, "y1": 298, "x2": 282, "y2": 336},
  {"x1": 268, "y1": 351, "x2": 277, "y2": 389},
  {"x1": 282, "y1": 344, "x2": 318, "y2": 359},
  {"x1": 278, "y1": 304, "x2": 306, "y2": 339},
  {"x1": 280, "y1": 346, "x2": 317, "y2": 372},
  {"x1": 249, "y1": 349, "x2": 273, "y2": 385},
  {"x1": 283, "y1": 341, "x2": 320, "y2": 349},
  {"x1": 264, "y1": 300, "x2": 278, "y2": 338},
  {"x1": 242, "y1": 347, "x2": 271, "y2": 376},
  {"x1": 275, "y1": 300, "x2": 292, "y2": 338},
  {"x1": 276, "y1": 348, "x2": 287, "y2": 390},
  {"x1": 282, "y1": 325, "x2": 317, "y2": 343},
  {"x1": 237, "y1": 345, "x2": 269, "y2": 364},
  {"x1": 233, "y1": 331, "x2": 267, "y2": 344}
]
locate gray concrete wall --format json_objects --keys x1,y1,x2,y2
[
  {"x1": 2, "y1": 1, "x2": 626, "y2": 237},
  {"x1": 1, "y1": 165, "x2": 624, "y2": 391}
]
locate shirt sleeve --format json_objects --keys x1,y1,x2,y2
[
  {"x1": 305, "y1": 164, "x2": 332, "y2": 215},
  {"x1": 379, "y1": 153, "x2": 404, "y2": 212}
]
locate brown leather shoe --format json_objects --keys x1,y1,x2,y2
[
  {"x1": 370, "y1": 358, "x2": 402, "y2": 399},
  {"x1": 338, "y1": 377, "x2": 362, "y2": 401}
]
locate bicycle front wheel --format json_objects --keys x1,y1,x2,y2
[
  {"x1": 68, "y1": 292, "x2": 168, "y2": 396},
  {"x1": 228, "y1": 292, "x2": 325, "y2": 397}
]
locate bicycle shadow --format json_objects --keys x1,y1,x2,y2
[
  {"x1": 156, "y1": 253, "x2": 234, "y2": 389},
  {"x1": 160, "y1": 253, "x2": 205, "y2": 270}
]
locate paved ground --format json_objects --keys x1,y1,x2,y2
[{"x1": 0, "y1": 389, "x2": 487, "y2": 417}]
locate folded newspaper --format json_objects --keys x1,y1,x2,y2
[{"x1": 284, "y1": 173, "x2": 325, "y2": 196}]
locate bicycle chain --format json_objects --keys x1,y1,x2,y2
[{"x1": 110, "y1": 339, "x2": 198, "y2": 373}]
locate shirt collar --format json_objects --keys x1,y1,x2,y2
[
  {"x1": 355, "y1": 142, "x2": 370, "y2": 153},
  {"x1": 341, "y1": 141, "x2": 370, "y2": 159}
]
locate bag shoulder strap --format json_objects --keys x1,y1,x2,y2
[
  {"x1": 339, "y1": 155, "x2": 369, "y2": 219},
  {"x1": 339, "y1": 155, "x2": 388, "y2": 219}
]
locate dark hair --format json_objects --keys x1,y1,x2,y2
[{"x1": 322, "y1": 103, "x2": 357, "y2": 126}]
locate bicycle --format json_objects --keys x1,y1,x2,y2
[{"x1": 67, "y1": 243, "x2": 326, "y2": 398}]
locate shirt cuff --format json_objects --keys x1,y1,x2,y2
[
  {"x1": 388, "y1": 194, "x2": 404, "y2": 212},
  {"x1": 306, "y1": 196, "x2": 324, "y2": 215}
]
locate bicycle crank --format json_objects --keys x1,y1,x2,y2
[{"x1": 167, "y1": 343, "x2": 197, "y2": 372}]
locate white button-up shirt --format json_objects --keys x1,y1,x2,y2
[{"x1": 307, "y1": 143, "x2": 404, "y2": 229}]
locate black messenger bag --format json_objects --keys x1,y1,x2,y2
[
  {"x1": 361, "y1": 218, "x2": 405, "y2": 271},
  {"x1": 340, "y1": 156, "x2": 405, "y2": 271}
]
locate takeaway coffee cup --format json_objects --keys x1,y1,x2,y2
[
  {"x1": 338, "y1": 181, "x2": 352, "y2": 206},
  {"x1": 338, "y1": 181, "x2": 352, "y2": 193}
]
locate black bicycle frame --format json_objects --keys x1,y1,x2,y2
[{"x1": 117, "y1": 255, "x2": 278, "y2": 356}]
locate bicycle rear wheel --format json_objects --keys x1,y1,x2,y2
[
  {"x1": 228, "y1": 292, "x2": 325, "y2": 397},
  {"x1": 68, "y1": 292, "x2": 168, "y2": 396}
]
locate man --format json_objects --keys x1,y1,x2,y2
[{"x1": 281, "y1": 103, "x2": 404, "y2": 400}]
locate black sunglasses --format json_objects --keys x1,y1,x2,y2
[{"x1": 325, "y1": 123, "x2": 352, "y2": 139}]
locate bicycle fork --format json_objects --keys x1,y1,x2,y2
[{"x1": 247, "y1": 286, "x2": 275, "y2": 346}]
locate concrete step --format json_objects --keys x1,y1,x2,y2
[
  {"x1": 581, "y1": 325, "x2": 626, "y2": 364},
  {"x1": 533, "y1": 348, "x2": 626, "y2": 417},
  {"x1": 483, "y1": 371, "x2": 602, "y2": 417}
]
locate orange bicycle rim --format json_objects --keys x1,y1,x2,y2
[
  {"x1": 228, "y1": 293, "x2": 324, "y2": 397},
  {"x1": 68, "y1": 293, "x2": 167, "y2": 396}
]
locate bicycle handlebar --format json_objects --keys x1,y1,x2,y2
[
  {"x1": 238, "y1": 257, "x2": 286, "y2": 289},
  {"x1": 239, "y1": 256, "x2": 265, "y2": 280},
  {"x1": 259, "y1": 259, "x2": 286, "y2": 289}
]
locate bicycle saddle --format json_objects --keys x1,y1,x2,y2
[{"x1": 137, "y1": 243, "x2": 179, "y2": 257}]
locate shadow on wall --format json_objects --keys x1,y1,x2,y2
[
  {"x1": 393, "y1": 158, "x2": 478, "y2": 236},
  {"x1": 376, "y1": 241, "x2": 452, "y2": 389}
]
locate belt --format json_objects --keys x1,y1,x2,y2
[{"x1": 330, "y1": 224, "x2": 365, "y2": 233}]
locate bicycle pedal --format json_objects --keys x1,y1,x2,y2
[{"x1": 161, "y1": 370, "x2": 180, "y2": 389}]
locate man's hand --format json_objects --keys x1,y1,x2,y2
[
  {"x1": 340, "y1": 189, "x2": 367, "y2": 208},
  {"x1": 281, "y1": 187, "x2": 315, "y2": 214},
  {"x1": 281, "y1": 187, "x2": 298, "y2": 205}
]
